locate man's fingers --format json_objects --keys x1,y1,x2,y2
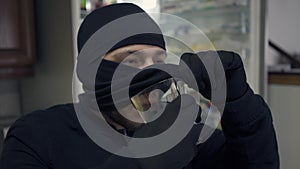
[{"x1": 215, "y1": 50, "x2": 244, "y2": 71}]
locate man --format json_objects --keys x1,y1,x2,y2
[{"x1": 0, "y1": 3, "x2": 279, "y2": 169}]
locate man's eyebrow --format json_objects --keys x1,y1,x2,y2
[
  {"x1": 115, "y1": 50, "x2": 138, "y2": 57},
  {"x1": 126, "y1": 49, "x2": 138, "y2": 54},
  {"x1": 155, "y1": 50, "x2": 167, "y2": 55}
]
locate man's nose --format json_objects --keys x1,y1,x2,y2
[{"x1": 139, "y1": 59, "x2": 154, "y2": 69}]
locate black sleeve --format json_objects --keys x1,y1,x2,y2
[
  {"x1": 190, "y1": 88, "x2": 279, "y2": 169},
  {"x1": 189, "y1": 129, "x2": 226, "y2": 169},
  {"x1": 0, "y1": 113, "x2": 52, "y2": 169},
  {"x1": 219, "y1": 88, "x2": 280, "y2": 169}
]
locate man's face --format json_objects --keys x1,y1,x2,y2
[{"x1": 103, "y1": 44, "x2": 167, "y2": 131}]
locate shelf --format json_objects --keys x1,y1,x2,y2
[{"x1": 269, "y1": 71, "x2": 300, "y2": 86}]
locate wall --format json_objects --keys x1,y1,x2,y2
[
  {"x1": 0, "y1": 80, "x2": 21, "y2": 126},
  {"x1": 20, "y1": 0, "x2": 74, "y2": 113},
  {"x1": 268, "y1": 85, "x2": 300, "y2": 169},
  {"x1": 267, "y1": 0, "x2": 300, "y2": 168},
  {"x1": 268, "y1": 0, "x2": 300, "y2": 53},
  {"x1": 267, "y1": 0, "x2": 300, "y2": 65}
]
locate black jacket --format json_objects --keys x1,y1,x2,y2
[{"x1": 0, "y1": 88, "x2": 279, "y2": 169}]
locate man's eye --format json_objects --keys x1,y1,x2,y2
[
  {"x1": 124, "y1": 59, "x2": 137, "y2": 64},
  {"x1": 123, "y1": 58, "x2": 141, "y2": 67},
  {"x1": 153, "y1": 53, "x2": 167, "y2": 64},
  {"x1": 154, "y1": 59, "x2": 165, "y2": 64}
]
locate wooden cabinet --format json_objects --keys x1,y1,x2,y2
[{"x1": 0, "y1": 0, "x2": 36, "y2": 78}]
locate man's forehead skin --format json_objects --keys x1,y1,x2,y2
[
  {"x1": 120, "y1": 45, "x2": 165, "y2": 55},
  {"x1": 127, "y1": 49, "x2": 167, "y2": 56}
]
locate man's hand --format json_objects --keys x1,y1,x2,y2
[
  {"x1": 180, "y1": 50, "x2": 249, "y2": 102},
  {"x1": 180, "y1": 51, "x2": 280, "y2": 169},
  {"x1": 134, "y1": 95, "x2": 202, "y2": 169}
]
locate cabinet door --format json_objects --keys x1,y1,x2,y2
[{"x1": 0, "y1": 0, "x2": 35, "y2": 78}]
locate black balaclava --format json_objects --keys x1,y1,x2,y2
[
  {"x1": 77, "y1": 3, "x2": 166, "y2": 54},
  {"x1": 77, "y1": 3, "x2": 171, "y2": 116},
  {"x1": 95, "y1": 60, "x2": 174, "y2": 132},
  {"x1": 95, "y1": 59, "x2": 172, "y2": 112}
]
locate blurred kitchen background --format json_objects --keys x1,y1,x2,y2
[{"x1": 0, "y1": 0, "x2": 299, "y2": 168}]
